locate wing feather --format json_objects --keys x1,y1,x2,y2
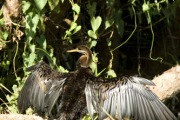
[
  {"x1": 85, "y1": 83, "x2": 95, "y2": 117},
  {"x1": 18, "y1": 62, "x2": 66, "y2": 116},
  {"x1": 85, "y1": 76, "x2": 178, "y2": 120},
  {"x1": 45, "y1": 78, "x2": 66, "y2": 115}
]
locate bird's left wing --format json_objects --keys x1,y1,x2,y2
[
  {"x1": 18, "y1": 62, "x2": 66, "y2": 116},
  {"x1": 85, "y1": 76, "x2": 177, "y2": 120}
]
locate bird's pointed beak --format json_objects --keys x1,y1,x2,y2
[
  {"x1": 67, "y1": 48, "x2": 85, "y2": 54},
  {"x1": 67, "y1": 48, "x2": 79, "y2": 53}
]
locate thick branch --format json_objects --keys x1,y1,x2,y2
[{"x1": 150, "y1": 65, "x2": 180, "y2": 101}]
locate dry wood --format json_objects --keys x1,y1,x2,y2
[{"x1": 150, "y1": 65, "x2": 180, "y2": 101}]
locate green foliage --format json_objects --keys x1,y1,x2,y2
[
  {"x1": 72, "y1": 3, "x2": 80, "y2": 14},
  {"x1": 48, "y1": 0, "x2": 60, "y2": 10},
  {"x1": 34, "y1": 0, "x2": 47, "y2": 10},
  {"x1": 0, "y1": 78, "x2": 23, "y2": 113}
]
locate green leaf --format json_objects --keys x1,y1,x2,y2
[
  {"x1": 70, "y1": 22, "x2": 77, "y2": 31},
  {"x1": 34, "y1": 0, "x2": 47, "y2": 10},
  {"x1": 22, "y1": 1, "x2": 31, "y2": 13},
  {"x1": 90, "y1": 62, "x2": 97, "y2": 74},
  {"x1": 114, "y1": 10, "x2": 124, "y2": 36},
  {"x1": 57, "y1": 66, "x2": 68, "y2": 73},
  {"x1": 29, "y1": 44, "x2": 36, "y2": 53},
  {"x1": 0, "y1": 60, "x2": 10, "y2": 70},
  {"x1": 107, "y1": 69, "x2": 117, "y2": 78},
  {"x1": 28, "y1": 53, "x2": 36, "y2": 65},
  {"x1": 73, "y1": 25, "x2": 81, "y2": 34},
  {"x1": 40, "y1": 35, "x2": 47, "y2": 49},
  {"x1": 25, "y1": 12, "x2": 39, "y2": 42},
  {"x1": 6, "y1": 95, "x2": 11, "y2": 102},
  {"x1": 128, "y1": 6, "x2": 133, "y2": 19},
  {"x1": 36, "y1": 35, "x2": 47, "y2": 49},
  {"x1": 0, "y1": 18, "x2": 4, "y2": 26},
  {"x1": 87, "y1": 2, "x2": 96, "y2": 17},
  {"x1": 88, "y1": 30, "x2": 97, "y2": 39},
  {"x1": 51, "y1": 57, "x2": 56, "y2": 65},
  {"x1": 1, "y1": 31, "x2": 8, "y2": 40},
  {"x1": 89, "y1": 40, "x2": 97, "y2": 48},
  {"x1": 48, "y1": 0, "x2": 59, "y2": 10},
  {"x1": 49, "y1": 48, "x2": 54, "y2": 57},
  {"x1": 65, "y1": 30, "x2": 71, "y2": 35},
  {"x1": 0, "y1": 10, "x2": 2, "y2": 16},
  {"x1": 107, "y1": 38, "x2": 112, "y2": 46},
  {"x1": 72, "y1": 4, "x2": 80, "y2": 14},
  {"x1": 61, "y1": 0, "x2": 64, "y2": 3},
  {"x1": 39, "y1": 16, "x2": 46, "y2": 32},
  {"x1": 105, "y1": 18, "x2": 114, "y2": 29},
  {"x1": 142, "y1": 2, "x2": 150, "y2": 12},
  {"x1": 91, "y1": 16, "x2": 102, "y2": 32},
  {"x1": 115, "y1": 19, "x2": 124, "y2": 36},
  {"x1": 12, "y1": 85, "x2": 18, "y2": 93}
]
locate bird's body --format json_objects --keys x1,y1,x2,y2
[
  {"x1": 18, "y1": 45, "x2": 178, "y2": 120},
  {"x1": 18, "y1": 62, "x2": 91, "y2": 119}
]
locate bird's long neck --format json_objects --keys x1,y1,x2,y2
[{"x1": 77, "y1": 50, "x2": 92, "y2": 69}]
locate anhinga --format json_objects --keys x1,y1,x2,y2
[{"x1": 18, "y1": 45, "x2": 178, "y2": 120}]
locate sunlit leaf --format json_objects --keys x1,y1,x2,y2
[
  {"x1": 107, "y1": 38, "x2": 112, "y2": 46},
  {"x1": 0, "y1": 60, "x2": 10, "y2": 70},
  {"x1": 57, "y1": 66, "x2": 68, "y2": 73},
  {"x1": 91, "y1": 16, "x2": 102, "y2": 32},
  {"x1": 52, "y1": 57, "x2": 56, "y2": 65},
  {"x1": 107, "y1": 69, "x2": 117, "y2": 78},
  {"x1": 88, "y1": 30, "x2": 97, "y2": 39},
  {"x1": 90, "y1": 62, "x2": 97, "y2": 74},
  {"x1": 22, "y1": 1, "x2": 31, "y2": 13},
  {"x1": 28, "y1": 53, "x2": 36, "y2": 65},
  {"x1": 29, "y1": 44, "x2": 35, "y2": 53},
  {"x1": 73, "y1": 25, "x2": 81, "y2": 34},
  {"x1": 70, "y1": 22, "x2": 77, "y2": 31},
  {"x1": 12, "y1": 85, "x2": 18, "y2": 92},
  {"x1": 48, "y1": 0, "x2": 59, "y2": 10},
  {"x1": 34, "y1": 0, "x2": 47, "y2": 10},
  {"x1": 0, "y1": 10, "x2": 2, "y2": 16},
  {"x1": 72, "y1": 4, "x2": 80, "y2": 14},
  {"x1": 25, "y1": 12, "x2": 39, "y2": 42},
  {"x1": 0, "y1": 18, "x2": 4, "y2": 26},
  {"x1": 142, "y1": 2, "x2": 150, "y2": 12},
  {"x1": 1, "y1": 31, "x2": 8, "y2": 40},
  {"x1": 89, "y1": 40, "x2": 97, "y2": 48},
  {"x1": 105, "y1": 18, "x2": 114, "y2": 29},
  {"x1": 6, "y1": 95, "x2": 11, "y2": 102}
]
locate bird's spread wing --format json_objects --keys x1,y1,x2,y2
[
  {"x1": 18, "y1": 62, "x2": 66, "y2": 115},
  {"x1": 85, "y1": 76, "x2": 177, "y2": 120}
]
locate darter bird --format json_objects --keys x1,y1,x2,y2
[{"x1": 18, "y1": 45, "x2": 178, "y2": 120}]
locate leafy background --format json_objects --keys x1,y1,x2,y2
[{"x1": 0, "y1": 0, "x2": 180, "y2": 117}]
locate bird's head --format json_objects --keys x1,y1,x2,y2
[{"x1": 67, "y1": 45, "x2": 92, "y2": 68}]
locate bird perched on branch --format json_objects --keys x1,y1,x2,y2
[{"x1": 18, "y1": 45, "x2": 178, "y2": 120}]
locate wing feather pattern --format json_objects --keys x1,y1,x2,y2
[
  {"x1": 85, "y1": 76, "x2": 178, "y2": 120},
  {"x1": 18, "y1": 62, "x2": 66, "y2": 116}
]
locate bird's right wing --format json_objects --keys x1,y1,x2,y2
[
  {"x1": 18, "y1": 62, "x2": 66, "y2": 115},
  {"x1": 85, "y1": 76, "x2": 177, "y2": 120}
]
